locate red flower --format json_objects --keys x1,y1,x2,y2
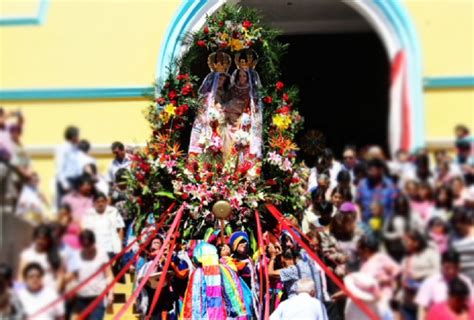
[
  {"x1": 155, "y1": 97, "x2": 166, "y2": 105},
  {"x1": 282, "y1": 93, "x2": 289, "y2": 102},
  {"x1": 276, "y1": 106, "x2": 291, "y2": 114},
  {"x1": 173, "y1": 121, "x2": 183, "y2": 130},
  {"x1": 238, "y1": 161, "x2": 253, "y2": 175},
  {"x1": 170, "y1": 100, "x2": 177, "y2": 106},
  {"x1": 136, "y1": 196, "x2": 143, "y2": 205},
  {"x1": 168, "y1": 90, "x2": 177, "y2": 100},
  {"x1": 197, "y1": 40, "x2": 206, "y2": 47},
  {"x1": 176, "y1": 104, "x2": 189, "y2": 116},
  {"x1": 291, "y1": 177, "x2": 300, "y2": 184},
  {"x1": 246, "y1": 41, "x2": 254, "y2": 47},
  {"x1": 266, "y1": 179, "x2": 277, "y2": 186},
  {"x1": 218, "y1": 21, "x2": 224, "y2": 27},
  {"x1": 242, "y1": 20, "x2": 252, "y2": 29},
  {"x1": 203, "y1": 26, "x2": 209, "y2": 34},
  {"x1": 263, "y1": 96, "x2": 273, "y2": 104},
  {"x1": 220, "y1": 41, "x2": 228, "y2": 48},
  {"x1": 276, "y1": 81, "x2": 284, "y2": 91},
  {"x1": 136, "y1": 172, "x2": 145, "y2": 182},
  {"x1": 177, "y1": 74, "x2": 189, "y2": 81},
  {"x1": 181, "y1": 193, "x2": 189, "y2": 200},
  {"x1": 139, "y1": 162, "x2": 150, "y2": 173},
  {"x1": 181, "y1": 84, "x2": 193, "y2": 96}
]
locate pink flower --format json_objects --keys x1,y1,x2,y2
[
  {"x1": 165, "y1": 160, "x2": 177, "y2": 173},
  {"x1": 281, "y1": 158, "x2": 293, "y2": 172},
  {"x1": 268, "y1": 151, "x2": 282, "y2": 165}
]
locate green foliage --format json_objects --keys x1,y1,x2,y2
[{"x1": 126, "y1": 4, "x2": 308, "y2": 237}]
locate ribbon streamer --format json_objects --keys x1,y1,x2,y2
[
  {"x1": 30, "y1": 202, "x2": 176, "y2": 318},
  {"x1": 113, "y1": 205, "x2": 185, "y2": 320},
  {"x1": 77, "y1": 210, "x2": 173, "y2": 319},
  {"x1": 265, "y1": 204, "x2": 380, "y2": 320},
  {"x1": 254, "y1": 210, "x2": 270, "y2": 320},
  {"x1": 146, "y1": 234, "x2": 178, "y2": 318}
]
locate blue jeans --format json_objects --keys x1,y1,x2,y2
[{"x1": 75, "y1": 296, "x2": 105, "y2": 320}]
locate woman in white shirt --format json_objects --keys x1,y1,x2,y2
[
  {"x1": 18, "y1": 224, "x2": 64, "y2": 291},
  {"x1": 73, "y1": 229, "x2": 113, "y2": 319},
  {"x1": 17, "y1": 263, "x2": 65, "y2": 320}
]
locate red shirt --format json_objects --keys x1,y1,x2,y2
[{"x1": 427, "y1": 302, "x2": 474, "y2": 320}]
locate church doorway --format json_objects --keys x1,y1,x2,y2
[{"x1": 241, "y1": 0, "x2": 390, "y2": 158}]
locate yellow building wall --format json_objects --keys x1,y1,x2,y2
[
  {"x1": 406, "y1": 0, "x2": 474, "y2": 140},
  {"x1": 1, "y1": 0, "x2": 181, "y2": 205},
  {"x1": 1, "y1": 0, "x2": 474, "y2": 206}
]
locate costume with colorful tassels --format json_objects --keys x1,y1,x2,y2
[{"x1": 181, "y1": 242, "x2": 249, "y2": 320}]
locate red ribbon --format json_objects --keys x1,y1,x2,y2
[
  {"x1": 265, "y1": 204, "x2": 380, "y2": 320},
  {"x1": 113, "y1": 205, "x2": 185, "y2": 320},
  {"x1": 77, "y1": 206, "x2": 174, "y2": 319},
  {"x1": 146, "y1": 233, "x2": 178, "y2": 318},
  {"x1": 255, "y1": 210, "x2": 270, "y2": 320},
  {"x1": 30, "y1": 202, "x2": 176, "y2": 319}
]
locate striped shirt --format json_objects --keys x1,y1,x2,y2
[{"x1": 452, "y1": 236, "x2": 474, "y2": 282}]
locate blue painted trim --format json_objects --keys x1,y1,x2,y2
[
  {"x1": 424, "y1": 76, "x2": 474, "y2": 89},
  {"x1": 373, "y1": 0, "x2": 425, "y2": 151},
  {"x1": 391, "y1": 0, "x2": 425, "y2": 150},
  {"x1": 156, "y1": 0, "x2": 209, "y2": 85},
  {"x1": 0, "y1": 0, "x2": 50, "y2": 26},
  {"x1": 156, "y1": 0, "x2": 199, "y2": 85},
  {"x1": 158, "y1": 0, "x2": 427, "y2": 150},
  {"x1": 0, "y1": 87, "x2": 154, "y2": 101}
]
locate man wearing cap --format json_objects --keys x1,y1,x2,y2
[{"x1": 270, "y1": 278, "x2": 328, "y2": 320}]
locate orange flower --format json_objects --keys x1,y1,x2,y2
[
  {"x1": 269, "y1": 135, "x2": 299, "y2": 155},
  {"x1": 167, "y1": 143, "x2": 183, "y2": 158}
]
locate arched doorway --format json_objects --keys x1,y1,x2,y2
[
  {"x1": 156, "y1": 0, "x2": 425, "y2": 156},
  {"x1": 239, "y1": 0, "x2": 390, "y2": 156}
]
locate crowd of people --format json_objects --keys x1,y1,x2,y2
[{"x1": 0, "y1": 112, "x2": 473, "y2": 319}]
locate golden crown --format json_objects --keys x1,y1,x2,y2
[
  {"x1": 234, "y1": 49, "x2": 258, "y2": 70},
  {"x1": 207, "y1": 51, "x2": 232, "y2": 73}
]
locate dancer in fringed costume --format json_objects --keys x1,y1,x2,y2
[{"x1": 180, "y1": 242, "x2": 250, "y2": 320}]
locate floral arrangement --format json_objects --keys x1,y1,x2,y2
[
  {"x1": 127, "y1": 5, "x2": 309, "y2": 236},
  {"x1": 196, "y1": 15, "x2": 264, "y2": 51}
]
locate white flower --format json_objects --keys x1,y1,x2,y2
[
  {"x1": 172, "y1": 180, "x2": 183, "y2": 192},
  {"x1": 234, "y1": 130, "x2": 250, "y2": 147},
  {"x1": 207, "y1": 108, "x2": 221, "y2": 122},
  {"x1": 241, "y1": 113, "x2": 251, "y2": 126}
]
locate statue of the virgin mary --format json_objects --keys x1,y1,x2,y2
[
  {"x1": 222, "y1": 49, "x2": 263, "y2": 161},
  {"x1": 188, "y1": 51, "x2": 231, "y2": 156},
  {"x1": 188, "y1": 49, "x2": 262, "y2": 166}
]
